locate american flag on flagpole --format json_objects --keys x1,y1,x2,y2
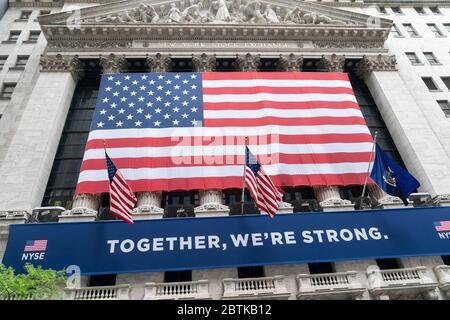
[
  {"x1": 105, "y1": 150, "x2": 137, "y2": 224},
  {"x1": 245, "y1": 146, "x2": 283, "y2": 217},
  {"x1": 76, "y1": 72, "x2": 373, "y2": 194}
]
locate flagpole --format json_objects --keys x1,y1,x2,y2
[
  {"x1": 241, "y1": 136, "x2": 248, "y2": 215},
  {"x1": 361, "y1": 131, "x2": 378, "y2": 198}
]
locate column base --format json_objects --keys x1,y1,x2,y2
[
  {"x1": 435, "y1": 194, "x2": 450, "y2": 206},
  {"x1": 377, "y1": 196, "x2": 407, "y2": 209},
  {"x1": 58, "y1": 209, "x2": 97, "y2": 223},
  {"x1": 0, "y1": 211, "x2": 29, "y2": 224},
  {"x1": 194, "y1": 203, "x2": 230, "y2": 217},
  {"x1": 320, "y1": 199, "x2": 355, "y2": 212},
  {"x1": 132, "y1": 205, "x2": 164, "y2": 220}
]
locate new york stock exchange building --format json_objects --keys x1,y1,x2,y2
[{"x1": 1, "y1": 0, "x2": 450, "y2": 302}]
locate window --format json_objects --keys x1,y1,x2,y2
[
  {"x1": 15, "y1": 55, "x2": 29, "y2": 68},
  {"x1": 0, "y1": 56, "x2": 7, "y2": 68},
  {"x1": 7, "y1": 31, "x2": 21, "y2": 42},
  {"x1": 376, "y1": 258, "x2": 402, "y2": 270},
  {"x1": 39, "y1": 10, "x2": 51, "y2": 16},
  {"x1": 430, "y1": 7, "x2": 442, "y2": 15},
  {"x1": 441, "y1": 77, "x2": 450, "y2": 90},
  {"x1": 378, "y1": 6, "x2": 387, "y2": 14},
  {"x1": 19, "y1": 10, "x2": 32, "y2": 20},
  {"x1": 391, "y1": 7, "x2": 402, "y2": 15},
  {"x1": 28, "y1": 31, "x2": 41, "y2": 41},
  {"x1": 403, "y1": 24, "x2": 419, "y2": 37},
  {"x1": 414, "y1": 7, "x2": 425, "y2": 15},
  {"x1": 405, "y1": 52, "x2": 421, "y2": 65},
  {"x1": 443, "y1": 24, "x2": 450, "y2": 33},
  {"x1": 422, "y1": 77, "x2": 439, "y2": 91},
  {"x1": 391, "y1": 24, "x2": 402, "y2": 37},
  {"x1": 423, "y1": 52, "x2": 440, "y2": 64},
  {"x1": 308, "y1": 263, "x2": 334, "y2": 274},
  {"x1": 0, "y1": 83, "x2": 16, "y2": 99},
  {"x1": 238, "y1": 266, "x2": 265, "y2": 278},
  {"x1": 428, "y1": 24, "x2": 444, "y2": 37},
  {"x1": 438, "y1": 100, "x2": 450, "y2": 117}
]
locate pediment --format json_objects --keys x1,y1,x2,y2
[{"x1": 38, "y1": 0, "x2": 391, "y2": 28}]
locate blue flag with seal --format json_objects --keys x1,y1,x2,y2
[{"x1": 370, "y1": 144, "x2": 420, "y2": 205}]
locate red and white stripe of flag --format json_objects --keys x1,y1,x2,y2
[{"x1": 109, "y1": 169, "x2": 137, "y2": 224}]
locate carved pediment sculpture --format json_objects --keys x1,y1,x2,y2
[{"x1": 80, "y1": 0, "x2": 350, "y2": 25}]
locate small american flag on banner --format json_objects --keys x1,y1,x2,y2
[
  {"x1": 245, "y1": 146, "x2": 283, "y2": 217},
  {"x1": 76, "y1": 72, "x2": 373, "y2": 194},
  {"x1": 434, "y1": 221, "x2": 450, "y2": 232},
  {"x1": 106, "y1": 150, "x2": 137, "y2": 224},
  {"x1": 24, "y1": 240, "x2": 47, "y2": 252}
]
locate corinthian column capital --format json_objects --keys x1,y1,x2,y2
[
  {"x1": 99, "y1": 53, "x2": 127, "y2": 74},
  {"x1": 192, "y1": 53, "x2": 217, "y2": 72},
  {"x1": 40, "y1": 54, "x2": 84, "y2": 81},
  {"x1": 146, "y1": 53, "x2": 172, "y2": 72},
  {"x1": 356, "y1": 54, "x2": 398, "y2": 78},
  {"x1": 276, "y1": 53, "x2": 303, "y2": 72},
  {"x1": 316, "y1": 54, "x2": 346, "y2": 72},
  {"x1": 234, "y1": 53, "x2": 261, "y2": 72}
]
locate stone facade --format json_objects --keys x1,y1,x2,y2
[{"x1": 0, "y1": 0, "x2": 450, "y2": 300}]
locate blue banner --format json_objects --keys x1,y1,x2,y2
[{"x1": 3, "y1": 207, "x2": 450, "y2": 275}]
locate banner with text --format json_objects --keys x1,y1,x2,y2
[{"x1": 3, "y1": 207, "x2": 450, "y2": 275}]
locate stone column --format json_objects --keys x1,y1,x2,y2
[
  {"x1": 276, "y1": 53, "x2": 303, "y2": 72},
  {"x1": 62, "y1": 54, "x2": 128, "y2": 222},
  {"x1": 314, "y1": 54, "x2": 353, "y2": 212},
  {"x1": 313, "y1": 186, "x2": 354, "y2": 212},
  {"x1": 356, "y1": 54, "x2": 450, "y2": 196},
  {"x1": 367, "y1": 184, "x2": 405, "y2": 209},
  {"x1": 191, "y1": 53, "x2": 229, "y2": 217},
  {"x1": 0, "y1": 54, "x2": 82, "y2": 212}
]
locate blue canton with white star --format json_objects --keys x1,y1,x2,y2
[
  {"x1": 92, "y1": 73, "x2": 204, "y2": 130},
  {"x1": 246, "y1": 146, "x2": 261, "y2": 176},
  {"x1": 105, "y1": 151, "x2": 117, "y2": 183}
]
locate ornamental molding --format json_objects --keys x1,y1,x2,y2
[
  {"x1": 146, "y1": 53, "x2": 172, "y2": 72},
  {"x1": 356, "y1": 54, "x2": 398, "y2": 78},
  {"x1": 37, "y1": 0, "x2": 392, "y2": 51},
  {"x1": 316, "y1": 53, "x2": 345, "y2": 72},
  {"x1": 234, "y1": 53, "x2": 261, "y2": 71},
  {"x1": 99, "y1": 53, "x2": 128, "y2": 73},
  {"x1": 40, "y1": 54, "x2": 84, "y2": 80}
]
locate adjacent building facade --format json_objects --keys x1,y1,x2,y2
[{"x1": 1, "y1": 0, "x2": 450, "y2": 300}]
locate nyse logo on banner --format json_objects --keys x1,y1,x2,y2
[
  {"x1": 434, "y1": 221, "x2": 450, "y2": 240},
  {"x1": 21, "y1": 240, "x2": 47, "y2": 261}
]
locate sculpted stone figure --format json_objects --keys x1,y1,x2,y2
[
  {"x1": 166, "y1": 3, "x2": 182, "y2": 22},
  {"x1": 140, "y1": 4, "x2": 160, "y2": 23},
  {"x1": 302, "y1": 12, "x2": 345, "y2": 25},
  {"x1": 243, "y1": 1, "x2": 266, "y2": 23},
  {"x1": 181, "y1": 0, "x2": 203, "y2": 22},
  {"x1": 263, "y1": 4, "x2": 280, "y2": 23},
  {"x1": 283, "y1": 7, "x2": 304, "y2": 24},
  {"x1": 214, "y1": 0, "x2": 231, "y2": 21}
]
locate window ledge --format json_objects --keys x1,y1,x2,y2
[
  {"x1": 429, "y1": 90, "x2": 443, "y2": 93},
  {"x1": 1, "y1": 40, "x2": 18, "y2": 44},
  {"x1": 429, "y1": 63, "x2": 443, "y2": 66},
  {"x1": 14, "y1": 19, "x2": 29, "y2": 22},
  {"x1": 22, "y1": 40, "x2": 37, "y2": 44},
  {"x1": 411, "y1": 63, "x2": 424, "y2": 66},
  {"x1": 0, "y1": 97, "x2": 11, "y2": 101},
  {"x1": 9, "y1": 66, "x2": 25, "y2": 71},
  {"x1": 410, "y1": 36, "x2": 422, "y2": 38}
]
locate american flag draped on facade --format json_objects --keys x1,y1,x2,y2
[{"x1": 76, "y1": 72, "x2": 373, "y2": 195}]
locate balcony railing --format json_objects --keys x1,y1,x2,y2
[
  {"x1": 297, "y1": 271, "x2": 365, "y2": 299},
  {"x1": 222, "y1": 276, "x2": 289, "y2": 299},
  {"x1": 367, "y1": 265, "x2": 438, "y2": 299},
  {"x1": 64, "y1": 285, "x2": 131, "y2": 300},
  {"x1": 144, "y1": 280, "x2": 210, "y2": 300},
  {"x1": 434, "y1": 265, "x2": 450, "y2": 298}
]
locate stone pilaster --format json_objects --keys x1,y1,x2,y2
[
  {"x1": 0, "y1": 54, "x2": 81, "y2": 211},
  {"x1": 194, "y1": 190, "x2": 230, "y2": 217},
  {"x1": 132, "y1": 192, "x2": 164, "y2": 219},
  {"x1": 146, "y1": 53, "x2": 172, "y2": 72},
  {"x1": 367, "y1": 184, "x2": 405, "y2": 209},
  {"x1": 316, "y1": 54, "x2": 345, "y2": 72},
  {"x1": 276, "y1": 54, "x2": 303, "y2": 72},
  {"x1": 192, "y1": 53, "x2": 216, "y2": 72},
  {"x1": 234, "y1": 53, "x2": 261, "y2": 72},
  {"x1": 313, "y1": 186, "x2": 354, "y2": 211},
  {"x1": 99, "y1": 53, "x2": 127, "y2": 74},
  {"x1": 60, "y1": 194, "x2": 99, "y2": 222},
  {"x1": 355, "y1": 54, "x2": 398, "y2": 79}
]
